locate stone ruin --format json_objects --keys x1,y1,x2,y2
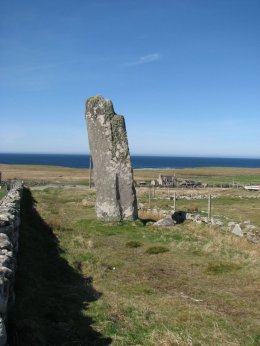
[{"x1": 85, "y1": 96, "x2": 138, "y2": 221}]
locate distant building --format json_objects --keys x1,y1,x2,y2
[{"x1": 157, "y1": 174, "x2": 177, "y2": 187}]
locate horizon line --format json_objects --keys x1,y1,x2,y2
[{"x1": 0, "y1": 152, "x2": 260, "y2": 160}]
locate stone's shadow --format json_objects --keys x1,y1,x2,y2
[
  {"x1": 7, "y1": 188, "x2": 112, "y2": 346},
  {"x1": 139, "y1": 218, "x2": 157, "y2": 226}
]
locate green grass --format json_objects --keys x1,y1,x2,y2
[
  {"x1": 9, "y1": 186, "x2": 260, "y2": 345},
  {"x1": 0, "y1": 188, "x2": 6, "y2": 200}
]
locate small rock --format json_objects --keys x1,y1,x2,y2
[
  {"x1": 228, "y1": 221, "x2": 236, "y2": 227},
  {"x1": 185, "y1": 213, "x2": 193, "y2": 220},
  {"x1": 243, "y1": 220, "x2": 251, "y2": 225},
  {"x1": 194, "y1": 215, "x2": 201, "y2": 222},
  {"x1": 0, "y1": 234, "x2": 12, "y2": 250},
  {"x1": 81, "y1": 199, "x2": 89, "y2": 207},
  {"x1": 232, "y1": 224, "x2": 244, "y2": 237},
  {"x1": 245, "y1": 224, "x2": 256, "y2": 230},
  {"x1": 86, "y1": 240, "x2": 94, "y2": 248},
  {"x1": 214, "y1": 219, "x2": 224, "y2": 226}
]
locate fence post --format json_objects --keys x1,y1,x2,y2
[
  {"x1": 208, "y1": 194, "x2": 211, "y2": 220},
  {"x1": 173, "y1": 191, "x2": 176, "y2": 212},
  {"x1": 148, "y1": 186, "x2": 151, "y2": 208}
]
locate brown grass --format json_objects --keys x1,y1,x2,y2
[
  {"x1": 0, "y1": 164, "x2": 89, "y2": 183},
  {"x1": 138, "y1": 209, "x2": 166, "y2": 221}
]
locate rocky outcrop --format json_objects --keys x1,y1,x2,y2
[
  {"x1": 85, "y1": 96, "x2": 137, "y2": 221},
  {"x1": 0, "y1": 181, "x2": 23, "y2": 346}
]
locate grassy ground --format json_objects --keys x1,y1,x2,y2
[{"x1": 8, "y1": 186, "x2": 260, "y2": 345}]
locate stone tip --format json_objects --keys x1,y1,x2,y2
[
  {"x1": 85, "y1": 95, "x2": 110, "y2": 107},
  {"x1": 86, "y1": 95, "x2": 104, "y2": 103},
  {"x1": 85, "y1": 96, "x2": 115, "y2": 116}
]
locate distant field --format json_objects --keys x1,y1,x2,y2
[
  {"x1": 0, "y1": 164, "x2": 89, "y2": 184},
  {"x1": 1, "y1": 164, "x2": 260, "y2": 185}
]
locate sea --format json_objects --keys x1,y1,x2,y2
[{"x1": 0, "y1": 153, "x2": 260, "y2": 169}]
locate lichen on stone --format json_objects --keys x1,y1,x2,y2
[
  {"x1": 85, "y1": 95, "x2": 137, "y2": 221},
  {"x1": 110, "y1": 115, "x2": 128, "y2": 160}
]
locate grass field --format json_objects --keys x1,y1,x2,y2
[
  {"x1": 8, "y1": 178, "x2": 260, "y2": 345},
  {"x1": 1, "y1": 164, "x2": 260, "y2": 185},
  {"x1": 134, "y1": 167, "x2": 260, "y2": 186}
]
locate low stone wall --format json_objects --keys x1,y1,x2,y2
[{"x1": 0, "y1": 181, "x2": 23, "y2": 345}]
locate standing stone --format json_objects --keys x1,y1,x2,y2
[{"x1": 85, "y1": 96, "x2": 138, "y2": 221}]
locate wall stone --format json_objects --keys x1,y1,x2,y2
[
  {"x1": 0, "y1": 181, "x2": 23, "y2": 346},
  {"x1": 85, "y1": 96, "x2": 138, "y2": 221}
]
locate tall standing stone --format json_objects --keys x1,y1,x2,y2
[{"x1": 85, "y1": 96, "x2": 138, "y2": 221}]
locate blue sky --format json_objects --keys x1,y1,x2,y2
[{"x1": 0, "y1": 0, "x2": 259, "y2": 157}]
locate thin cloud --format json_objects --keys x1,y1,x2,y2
[{"x1": 124, "y1": 53, "x2": 161, "y2": 66}]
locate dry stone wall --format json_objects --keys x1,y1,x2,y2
[{"x1": 0, "y1": 181, "x2": 23, "y2": 346}]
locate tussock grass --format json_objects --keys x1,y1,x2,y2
[
  {"x1": 146, "y1": 246, "x2": 169, "y2": 254},
  {"x1": 206, "y1": 261, "x2": 242, "y2": 274},
  {"x1": 125, "y1": 240, "x2": 143, "y2": 248}
]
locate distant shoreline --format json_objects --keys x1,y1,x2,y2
[{"x1": 0, "y1": 153, "x2": 260, "y2": 169}]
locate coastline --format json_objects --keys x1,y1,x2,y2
[{"x1": 1, "y1": 153, "x2": 260, "y2": 169}]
